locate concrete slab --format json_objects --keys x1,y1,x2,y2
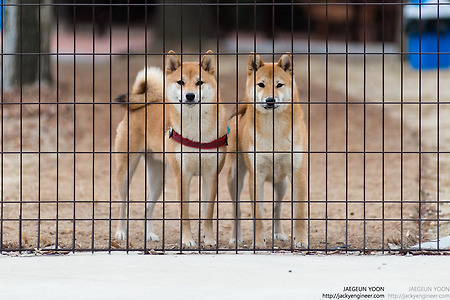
[{"x1": 1, "y1": 253, "x2": 449, "y2": 300}]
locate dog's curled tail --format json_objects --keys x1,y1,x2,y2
[
  {"x1": 115, "y1": 67, "x2": 164, "y2": 111},
  {"x1": 229, "y1": 103, "x2": 248, "y2": 120},
  {"x1": 132, "y1": 67, "x2": 163, "y2": 95}
]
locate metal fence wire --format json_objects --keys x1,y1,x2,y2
[{"x1": 0, "y1": 0, "x2": 449, "y2": 254}]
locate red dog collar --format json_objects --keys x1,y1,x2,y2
[{"x1": 168, "y1": 127, "x2": 228, "y2": 149}]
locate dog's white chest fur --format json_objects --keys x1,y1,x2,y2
[
  {"x1": 176, "y1": 150, "x2": 225, "y2": 176},
  {"x1": 168, "y1": 106, "x2": 226, "y2": 177},
  {"x1": 247, "y1": 120, "x2": 303, "y2": 183}
]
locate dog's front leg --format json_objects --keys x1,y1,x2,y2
[
  {"x1": 274, "y1": 178, "x2": 288, "y2": 241},
  {"x1": 248, "y1": 172, "x2": 266, "y2": 248},
  {"x1": 291, "y1": 170, "x2": 308, "y2": 248},
  {"x1": 176, "y1": 174, "x2": 196, "y2": 248},
  {"x1": 227, "y1": 154, "x2": 246, "y2": 246},
  {"x1": 201, "y1": 173, "x2": 217, "y2": 247}
]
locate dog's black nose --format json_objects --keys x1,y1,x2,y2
[
  {"x1": 265, "y1": 97, "x2": 275, "y2": 106},
  {"x1": 185, "y1": 93, "x2": 195, "y2": 101}
]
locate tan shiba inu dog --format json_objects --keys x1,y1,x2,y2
[
  {"x1": 227, "y1": 53, "x2": 308, "y2": 248},
  {"x1": 114, "y1": 50, "x2": 227, "y2": 247}
]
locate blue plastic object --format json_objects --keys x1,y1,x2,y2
[
  {"x1": 405, "y1": 0, "x2": 450, "y2": 70},
  {"x1": 0, "y1": 1, "x2": 3, "y2": 30},
  {"x1": 408, "y1": 31, "x2": 450, "y2": 69}
]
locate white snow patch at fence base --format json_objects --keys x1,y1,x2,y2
[{"x1": 412, "y1": 235, "x2": 450, "y2": 250}]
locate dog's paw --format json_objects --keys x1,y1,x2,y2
[
  {"x1": 254, "y1": 238, "x2": 266, "y2": 249},
  {"x1": 228, "y1": 237, "x2": 243, "y2": 246},
  {"x1": 275, "y1": 233, "x2": 288, "y2": 241},
  {"x1": 182, "y1": 236, "x2": 197, "y2": 248},
  {"x1": 115, "y1": 230, "x2": 127, "y2": 241},
  {"x1": 182, "y1": 240, "x2": 197, "y2": 248},
  {"x1": 146, "y1": 232, "x2": 159, "y2": 242},
  {"x1": 294, "y1": 238, "x2": 308, "y2": 249},
  {"x1": 203, "y1": 237, "x2": 216, "y2": 247}
]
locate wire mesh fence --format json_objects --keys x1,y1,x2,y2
[{"x1": 0, "y1": 1, "x2": 449, "y2": 254}]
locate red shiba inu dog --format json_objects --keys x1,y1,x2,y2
[
  {"x1": 227, "y1": 53, "x2": 308, "y2": 248},
  {"x1": 114, "y1": 50, "x2": 227, "y2": 247}
]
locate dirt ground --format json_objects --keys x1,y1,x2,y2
[
  {"x1": 299, "y1": 54, "x2": 450, "y2": 240},
  {"x1": 0, "y1": 53, "x2": 423, "y2": 252}
]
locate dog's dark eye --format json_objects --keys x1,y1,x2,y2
[
  {"x1": 177, "y1": 80, "x2": 184, "y2": 86},
  {"x1": 196, "y1": 81, "x2": 204, "y2": 86},
  {"x1": 257, "y1": 82, "x2": 265, "y2": 88},
  {"x1": 277, "y1": 83, "x2": 284, "y2": 88}
]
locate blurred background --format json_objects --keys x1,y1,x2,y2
[{"x1": 54, "y1": 0, "x2": 402, "y2": 48}]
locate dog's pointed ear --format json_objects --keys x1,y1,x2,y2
[
  {"x1": 201, "y1": 50, "x2": 215, "y2": 75},
  {"x1": 166, "y1": 50, "x2": 181, "y2": 74},
  {"x1": 248, "y1": 53, "x2": 264, "y2": 75},
  {"x1": 277, "y1": 54, "x2": 293, "y2": 75}
]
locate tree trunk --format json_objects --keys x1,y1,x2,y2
[
  {"x1": 151, "y1": 0, "x2": 218, "y2": 53},
  {"x1": 2, "y1": 0, "x2": 53, "y2": 91}
]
